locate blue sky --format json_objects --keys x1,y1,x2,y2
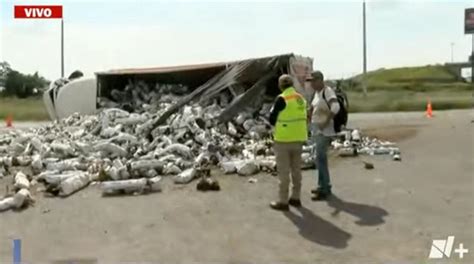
[{"x1": 0, "y1": 0, "x2": 472, "y2": 80}]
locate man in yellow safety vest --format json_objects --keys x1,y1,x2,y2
[{"x1": 268, "y1": 74, "x2": 308, "y2": 211}]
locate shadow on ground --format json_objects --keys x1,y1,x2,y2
[
  {"x1": 283, "y1": 206, "x2": 352, "y2": 249},
  {"x1": 283, "y1": 194, "x2": 388, "y2": 248},
  {"x1": 52, "y1": 258, "x2": 98, "y2": 264},
  {"x1": 327, "y1": 194, "x2": 389, "y2": 226}
]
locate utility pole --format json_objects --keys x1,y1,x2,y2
[
  {"x1": 362, "y1": 0, "x2": 368, "y2": 96},
  {"x1": 61, "y1": 18, "x2": 64, "y2": 78},
  {"x1": 450, "y1": 42, "x2": 455, "y2": 63}
]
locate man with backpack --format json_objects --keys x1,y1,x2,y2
[{"x1": 306, "y1": 71, "x2": 348, "y2": 201}]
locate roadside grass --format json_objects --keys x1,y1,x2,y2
[
  {"x1": 348, "y1": 90, "x2": 473, "y2": 113},
  {"x1": 352, "y1": 65, "x2": 460, "y2": 84},
  {"x1": 359, "y1": 82, "x2": 473, "y2": 93},
  {"x1": 0, "y1": 84, "x2": 472, "y2": 121},
  {"x1": 345, "y1": 65, "x2": 473, "y2": 112},
  {"x1": 0, "y1": 97, "x2": 49, "y2": 121}
]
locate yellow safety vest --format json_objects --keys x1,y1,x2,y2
[{"x1": 273, "y1": 87, "x2": 308, "y2": 142}]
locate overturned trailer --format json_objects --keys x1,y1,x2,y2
[
  {"x1": 97, "y1": 53, "x2": 313, "y2": 125},
  {"x1": 44, "y1": 54, "x2": 313, "y2": 121}
]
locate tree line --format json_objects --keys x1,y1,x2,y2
[{"x1": 0, "y1": 61, "x2": 49, "y2": 98}]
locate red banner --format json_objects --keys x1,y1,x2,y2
[{"x1": 14, "y1": 5, "x2": 63, "y2": 19}]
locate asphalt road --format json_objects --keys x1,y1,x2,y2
[{"x1": 0, "y1": 109, "x2": 473, "y2": 263}]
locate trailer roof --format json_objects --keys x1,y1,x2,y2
[
  {"x1": 95, "y1": 62, "x2": 226, "y2": 76},
  {"x1": 95, "y1": 54, "x2": 294, "y2": 76}
]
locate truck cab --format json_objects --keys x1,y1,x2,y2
[{"x1": 43, "y1": 77, "x2": 97, "y2": 120}]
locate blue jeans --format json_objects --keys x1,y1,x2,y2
[{"x1": 315, "y1": 134, "x2": 332, "y2": 194}]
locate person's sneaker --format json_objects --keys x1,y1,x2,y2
[
  {"x1": 269, "y1": 201, "x2": 289, "y2": 211},
  {"x1": 288, "y1": 199, "x2": 302, "y2": 207},
  {"x1": 311, "y1": 188, "x2": 332, "y2": 195},
  {"x1": 311, "y1": 192, "x2": 330, "y2": 201}
]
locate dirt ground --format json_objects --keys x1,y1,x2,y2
[{"x1": 0, "y1": 110, "x2": 473, "y2": 263}]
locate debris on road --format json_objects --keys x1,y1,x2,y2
[
  {"x1": 338, "y1": 147, "x2": 358, "y2": 157},
  {"x1": 58, "y1": 171, "x2": 91, "y2": 197},
  {"x1": 14, "y1": 171, "x2": 30, "y2": 190},
  {"x1": 236, "y1": 160, "x2": 259, "y2": 176},
  {"x1": 173, "y1": 168, "x2": 198, "y2": 184},
  {"x1": 101, "y1": 176, "x2": 162, "y2": 195},
  {"x1": 248, "y1": 178, "x2": 258, "y2": 184},
  {"x1": 0, "y1": 189, "x2": 34, "y2": 212},
  {"x1": 332, "y1": 129, "x2": 400, "y2": 160},
  {"x1": 196, "y1": 177, "x2": 220, "y2": 191},
  {"x1": 101, "y1": 178, "x2": 147, "y2": 194},
  {"x1": 0, "y1": 109, "x2": 400, "y2": 212},
  {"x1": 363, "y1": 162, "x2": 374, "y2": 170}
]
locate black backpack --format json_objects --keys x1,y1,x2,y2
[{"x1": 322, "y1": 87, "x2": 348, "y2": 133}]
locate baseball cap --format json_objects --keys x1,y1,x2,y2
[{"x1": 306, "y1": 71, "x2": 324, "y2": 81}]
